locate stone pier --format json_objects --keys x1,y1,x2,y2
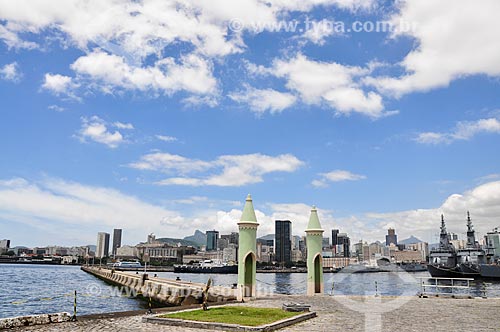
[{"x1": 81, "y1": 266, "x2": 237, "y2": 306}]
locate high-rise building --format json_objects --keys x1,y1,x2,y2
[
  {"x1": 206, "y1": 230, "x2": 219, "y2": 251},
  {"x1": 275, "y1": 220, "x2": 292, "y2": 263},
  {"x1": 220, "y1": 232, "x2": 239, "y2": 246},
  {"x1": 337, "y1": 233, "x2": 350, "y2": 257},
  {"x1": 96, "y1": 232, "x2": 110, "y2": 258},
  {"x1": 112, "y1": 229, "x2": 122, "y2": 257},
  {"x1": 322, "y1": 237, "x2": 330, "y2": 249},
  {"x1": 331, "y1": 229, "x2": 339, "y2": 255},
  {"x1": 386, "y1": 228, "x2": 398, "y2": 246},
  {"x1": 0, "y1": 239, "x2": 10, "y2": 254}
]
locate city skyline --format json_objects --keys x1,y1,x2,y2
[{"x1": 1, "y1": 1, "x2": 500, "y2": 247}]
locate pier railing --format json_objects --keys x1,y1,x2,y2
[{"x1": 417, "y1": 277, "x2": 474, "y2": 298}]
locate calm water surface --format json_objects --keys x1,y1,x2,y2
[{"x1": 1, "y1": 264, "x2": 500, "y2": 319}]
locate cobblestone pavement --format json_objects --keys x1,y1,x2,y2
[{"x1": 11, "y1": 295, "x2": 500, "y2": 332}]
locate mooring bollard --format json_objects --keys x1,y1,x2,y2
[{"x1": 71, "y1": 290, "x2": 77, "y2": 321}]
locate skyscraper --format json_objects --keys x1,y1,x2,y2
[
  {"x1": 206, "y1": 230, "x2": 219, "y2": 251},
  {"x1": 385, "y1": 228, "x2": 398, "y2": 246},
  {"x1": 112, "y1": 229, "x2": 122, "y2": 257},
  {"x1": 275, "y1": 220, "x2": 292, "y2": 263},
  {"x1": 337, "y1": 233, "x2": 350, "y2": 257},
  {"x1": 96, "y1": 232, "x2": 110, "y2": 258}
]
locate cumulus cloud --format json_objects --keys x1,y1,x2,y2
[
  {"x1": 229, "y1": 85, "x2": 297, "y2": 115},
  {"x1": 0, "y1": 0, "x2": 372, "y2": 102},
  {"x1": 70, "y1": 51, "x2": 218, "y2": 96},
  {"x1": 365, "y1": 0, "x2": 500, "y2": 96},
  {"x1": 0, "y1": 177, "x2": 188, "y2": 245},
  {"x1": 0, "y1": 62, "x2": 22, "y2": 82},
  {"x1": 248, "y1": 54, "x2": 395, "y2": 119},
  {"x1": 42, "y1": 73, "x2": 78, "y2": 98},
  {"x1": 415, "y1": 118, "x2": 500, "y2": 145},
  {"x1": 312, "y1": 170, "x2": 367, "y2": 187},
  {"x1": 363, "y1": 181, "x2": 500, "y2": 244},
  {"x1": 129, "y1": 152, "x2": 304, "y2": 187},
  {"x1": 76, "y1": 116, "x2": 128, "y2": 148}
]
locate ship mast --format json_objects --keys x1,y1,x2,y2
[
  {"x1": 466, "y1": 211, "x2": 476, "y2": 248},
  {"x1": 439, "y1": 214, "x2": 453, "y2": 251}
]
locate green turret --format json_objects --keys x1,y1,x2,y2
[
  {"x1": 237, "y1": 194, "x2": 259, "y2": 300},
  {"x1": 306, "y1": 206, "x2": 324, "y2": 295}
]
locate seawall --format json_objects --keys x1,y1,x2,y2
[{"x1": 81, "y1": 266, "x2": 237, "y2": 306}]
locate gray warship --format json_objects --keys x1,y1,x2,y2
[{"x1": 427, "y1": 212, "x2": 500, "y2": 279}]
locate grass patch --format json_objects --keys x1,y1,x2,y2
[{"x1": 161, "y1": 306, "x2": 300, "y2": 327}]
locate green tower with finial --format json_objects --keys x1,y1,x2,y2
[
  {"x1": 306, "y1": 205, "x2": 324, "y2": 295},
  {"x1": 237, "y1": 194, "x2": 259, "y2": 300}
]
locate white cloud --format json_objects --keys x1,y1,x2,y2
[
  {"x1": 229, "y1": 85, "x2": 297, "y2": 115},
  {"x1": 0, "y1": 62, "x2": 22, "y2": 82},
  {"x1": 0, "y1": 0, "x2": 373, "y2": 102},
  {"x1": 363, "y1": 181, "x2": 500, "y2": 244},
  {"x1": 113, "y1": 122, "x2": 134, "y2": 130},
  {"x1": 415, "y1": 118, "x2": 500, "y2": 145},
  {"x1": 156, "y1": 135, "x2": 178, "y2": 142},
  {"x1": 42, "y1": 73, "x2": 77, "y2": 97},
  {"x1": 130, "y1": 152, "x2": 304, "y2": 187},
  {"x1": 0, "y1": 177, "x2": 187, "y2": 245},
  {"x1": 250, "y1": 54, "x2": 393, "y2": 119},
  {"x1": 76, "y1": 116, "x2": 126, "y2": 148},
  {"x1": 312, "y1": 170, "x2": 367, "y2": 187},
  {"x1": 70, "y1": 51, "x2": 218, "y2": 96},
  {"x1": 365, "y1": 0, "x2": 500, "y2": 96}
]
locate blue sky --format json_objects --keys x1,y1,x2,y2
[{"x1": 1, "y1": 0, "x2": 500, "y2": 247}]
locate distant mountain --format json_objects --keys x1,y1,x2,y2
[
  {"x1": 184, "y1": 230, "x2": 207, "y2": 246},
  {"x1": 156, "y1": 237, "x2": 200, "y2": 247},
  {"x1": 258, "y1": 234, "x2": 275, "y2": 241},
  {"x1": 399, "y1": 236, "x2": 423, "y2": 245}
]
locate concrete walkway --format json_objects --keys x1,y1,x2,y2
[{"x1": 10, "y1": 295, "x2": 500, "y2": 332}]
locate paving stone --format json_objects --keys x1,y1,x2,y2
[{"x1": 9, "y1": 295, "x2": 500, "y2": 332}]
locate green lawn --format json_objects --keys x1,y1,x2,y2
[{"x1": 161, "y1": 306, "x2": 300, "y2": 326}]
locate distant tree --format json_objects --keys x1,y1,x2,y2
[{"x1": 5, "y1": 251, "x2": 15, "y2": 256}]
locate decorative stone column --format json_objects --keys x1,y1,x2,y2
[
  {"x1": 237, "y1": 194, "x2": 259, "y2": 300},
  {"x1": 306, "y1": 206, "x2": 324, "y2": 295}
]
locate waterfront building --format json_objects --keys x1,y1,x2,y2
[
  {"x1": 407, "y1": 242, "x2": 429, "y2": 261},
  {"x1": 275, "y1": 220, "x2": 292, "y2": 263},
  {"x1": 220, "y1": 232, "x2": 239, "y2": 246},
  {"x1": 306, "y1": 206, "x2": 324, "y2": 295},
  {"x1": 206, "y1": 230, "x2": 219, "y2": 251},
  {"x1": 322, "y1": 237, "x2": 330, "y2": 249},
  {"x1": 337, "y1": 233, "x2": 350, "y2": 257},
  {"x1": 256, "y1": 239, "x2": 274, "y2": 263},
  {"x1": 331, "y1": 229, "x2": 339, "y2": 254},
  {"x1": 222, "y1": 244, "x2": 237, "y2": 263},
  {"x1": 386, "y1": 228, "x2": 398, "y2": 246},
  {"x1": 291, "y1": 248, "x2": 303, "y2": 262},
  {"x1": 0, "y1": 239, "x2": 11, "y2": 254},
  {"x1": 237, "y1": 194, "x2": 259, "y2": 300},
  {"x1": 112, "y1": 229, "x2": 122, "y2": 257},
  {"x1": 115, "y1": 245, "x2": 138, "y2": 260},
  {"x1": 96, "y1": 232, "x2": 110, "y2": 258}
]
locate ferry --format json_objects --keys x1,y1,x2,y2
[{"x1": 174, "y1": 260, "x2": 237, "y2": 274}]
